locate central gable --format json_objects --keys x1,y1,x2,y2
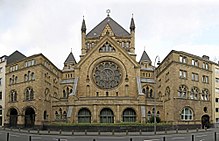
[{"x1": 76, "y1": 35, "x2": 139, "y2": 68}]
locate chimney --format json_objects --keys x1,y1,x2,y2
[{"x1": 202, "y1": 55, "x2": 209, "y2": 60}]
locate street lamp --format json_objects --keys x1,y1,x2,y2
[{"x1": 153, "y1": 55, "x2": 160, "y2": 135}]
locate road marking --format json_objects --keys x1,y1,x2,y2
[
  {"x1": 144, "y1": 139, "x2": 160, "y2": 141},
  {"x1": 171, "y1": 137, "x2": 185, "y2": 140},
  {"x1": 199, "y1": 139, "x2": 205, "y2": 141},
  {"x1": 10, "y1": 134, "x2": 19, "y2": 137},
  {"x1": 53, "y1": 138, "x2": 68, "y2": 141},
  {"x1": 32, "y1": 137, "x2": 42, "y2": 140},
  {"x1": 196, "y1": 135, "x2": 207, "y2": 138}
]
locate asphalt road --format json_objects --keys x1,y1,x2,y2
[{"x1": 0, "y1": 128, "x2": 218, "y2": 141}]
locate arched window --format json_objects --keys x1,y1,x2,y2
[
  {"x1": 157, "y1": 111, "x2": 160, "y2": 117},
  {"x1": 121, "y1": 42, "x2": 125, "y2": 48},
  {"x1": 31, "y1": 72, "x2": 35, "y2": 80},
  {"x1": 147, "y1": 111, "x2": 151, "y2": 121},
  {"x1": 78, "y1": 108, "x2": 91, "y2": 123},
  {"x1": 201, "y1": 89, "x2": 209, "y2": 101},
  {"x1": 63, "y1": 111, "x2": 67, "y2": 120},
  {"x1": 25, "y1": 87, "x2": 34, "y2": 101},
  {"x1": 28, "y1": 71, "x2": 31, "y2": 80},
  {"x1": 62, "y1": 86, "x2": 72, "y2": 98},
  {"x1": 44, "y1": 88, "x2": 49, "y2": 101},
  {"x1": 191, "y1": 87, "x2": 199, "y2": 100},
  {"x1": 152, "y1": 108, "x2": 155, "y2": 114},
  {"x1": 10, "y1": 78, "x2": 13, "y2": 85},
  {"x1": 99, "y1": 42, "x2": 115, "y2": 52},
  {"x1": 149, "y1": 89, "x2": 153, "y2": 98},
  {"x1": 100, "y1": 108, "x2": 114, "y2": 123},
  {"x1": 178, "y1": 85, "x2": 188, "y2": 98},
  {"x1": 122, "y1": 108, "x2": 136, "y2": 122},
  {"x1": 15, "y1": 76, "x2": 18, "y2": 83},
  {"x1": 146, "y1": 87, "x2": 149, "y2": 97},
  {"x1": 55, "y1": 111, "x2": 59, "y2": 120},
  {"x1": 10, "y1": 90, "x2": 17, "y2": 102},
  {"x1": 43, "y1": 111, "x2": 47, "y2": 120},
  {"x1": 24, "y1": 74, "x2": 28, "y2": 82},
  {"x1": 142, "y1": 88, "x2": 145, "y2": 94},
  {"x1": 0, "y1": 105, "x2": 2, "y2": 115},
  {"x1": 66, "y1": 87, "x2": 69, "y2": 94},
  {"x1": 86, "y1": 42, "x2": 90, "y2": 49},
  {"x1": 126, "y1": 42, "x2": 130, "y2": 48},
  {"x1": 63, "y1": 90, "x2": 66, "y2": 98},
  {"x1": 181, "y1": 107, "x2": 193, "y2": 120},
  {"x1": 165, "y1": 87, "x2": 170, "y2": 99}
]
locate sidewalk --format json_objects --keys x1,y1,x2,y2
[{"x1": 0, "y1": 127, "x2": 209, "y2": 137}]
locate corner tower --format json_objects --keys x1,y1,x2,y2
[{"x1": 63, "y1": 51, "x2": 77, "y2": 70}]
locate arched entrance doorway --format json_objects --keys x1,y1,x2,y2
[
  {"x1": 9, "y1": 108, "x2": 18, "y2": 127},
  {"x1": 24, "y1": 107, "x2": 35, "y2": 128},
  {"x1": 201, "y1": 115, "x2": 210, "y2": 128}
]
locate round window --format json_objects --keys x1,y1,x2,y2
[{"x1": 93, "y1": 61, "x2": 122, "y2": 89}]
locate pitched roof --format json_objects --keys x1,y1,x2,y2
[
  {"x1": 139, "y1": 51, "x2": 151, "y2": 63},
  {"x1": 86, "y1": 16, "x2": 130, "y2": 38},
  {"x1": 7, "y1": 50, "x2": 26, "y2": 64},
  {"x1": 64, "y1": 52, "x2": 76, "y2": 64}
]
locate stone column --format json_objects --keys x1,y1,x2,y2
[
  {"x1": 116, "y1": 105, "x2": 120, "y2": 123},
  {"x1": 17, "y1": 115, "x2": 23, "y2": 127},
  {"x1": 93, "y1": 105, "x2": 97, "y2": 123},
  {"x1": 141, "y1": 106, "x2": 146, "y2": 123}
]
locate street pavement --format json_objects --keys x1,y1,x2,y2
[{"x1": 0, "y1": 127, "x2": 218, "y2": 141}]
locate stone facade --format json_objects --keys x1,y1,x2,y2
[
  {"x1": 3, "y1": 14, "x2": 215, "y2": 128},
  {"x1": 4, "y1": 54, "x2": 61, "y2": 127},
  {"x1": 157, "y1": 51, "x2": 212, "y2": 127},
  {"x1": 0, "y1": 55, "x2": 7, "y2": 126}
]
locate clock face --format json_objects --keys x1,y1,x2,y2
[{"x1": 93, "y1": 61, "x2": 122, "y2": 89}]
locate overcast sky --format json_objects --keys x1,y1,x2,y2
[{"x1": 1, "y1": 0, "x2": 219, "y2": 69}]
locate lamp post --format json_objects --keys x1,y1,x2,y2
[{"x1": 153, "y1": 56, "x2": 160, "y2": 135}]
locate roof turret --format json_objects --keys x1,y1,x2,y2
[{"x1": 139, "y1": 51, "x2": 151, "y2": 63}]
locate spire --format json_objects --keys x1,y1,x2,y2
[
  {"x1": 139, "y1": 51, "x2": 151, "y2": 63},
  {"x1": 81, "y1": 16, "x2": 86, "y2": 33},
  {"x1": 130, "y1": 14, "x2": 135, "y2": 32},
  {"x1": 64, "y1": 52, "x2": 77, "y2": 65}
]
